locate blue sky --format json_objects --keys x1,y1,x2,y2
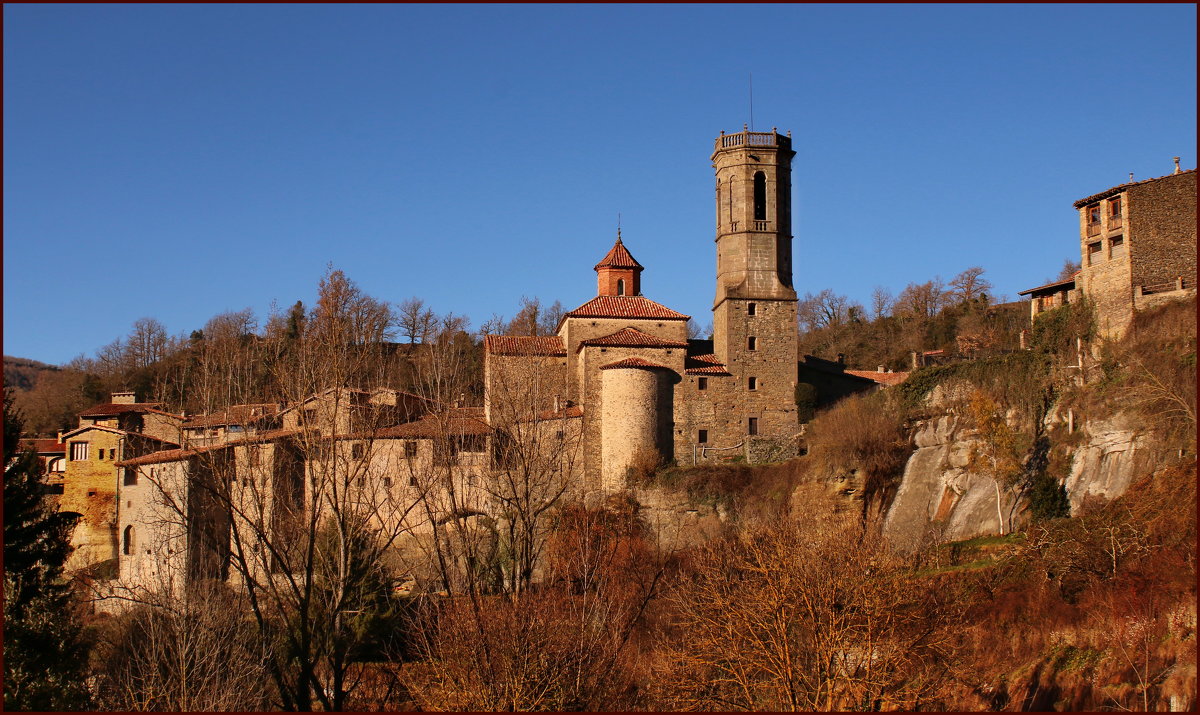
[{"x1": 5, "y1": 4, "x2": 1196, "y2": 365}]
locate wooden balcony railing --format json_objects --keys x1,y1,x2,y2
[
  {"x1": 1086, "y1": 222, "x2": 1101, "y2": 237},
  {"x1": 1138, "y1": 277, "x2": 1188, "y2": 296},
  {"x1": 1108, "y1": 215, "x2": 1123, "y2": 229}
]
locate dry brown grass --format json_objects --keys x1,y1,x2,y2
[{"x1": 804, "y1": 392, "x2": 912, "y2": 503}]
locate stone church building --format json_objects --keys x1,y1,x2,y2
[{"x1": 484, "y1": 128, "x2": 801, "y2": 493}]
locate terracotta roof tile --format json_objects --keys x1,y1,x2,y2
[
  {"x1": 844, "y1": 369, "x2": 911, "y2": 387},
  {"x1": 599, "y1": 356, "x2": 672, "y2": 370},
  {"x1": 579, "y1": 327, "x2": 688, "y2": 349},
  {"x1": 484, "y1": 335, "x2": 567, "y2": 356},
  {"x1": 1018, "y1": 275, "x2": 1078, "y2": 296},
  {"x1": 1073, "y1": 167, "x2": 1195, "y2": 208},
  {"x1": 565, "y1": 295, "x2": 688, "y2": 321},
  {"x1": 684, "y1": 352, "x2": 733, "y2": 376},
  {"x1": 184, "y1": 404, "x2": 281, "y2": 429},
  {"x1": 376, "y1": 413, "x2": 492, "y2": 438},
  {"x1": 116, "y1": 428, "x2": 299, "y2": 467},
  {"x1": 533, "y1": 405, "x2": 584, "y2": 421},
  {"x1": 19, "y1": 438, "x2": 67, "y2": 454},
  {"x1": 60, "y1": 424, "x2": 179, "y2": 446},
  {"x1": 593, "y1": 237, "x2": 643, "y2": 270},
  {"x1": 118, "y1": 448, "x2": 199, "y2": 467},
  {"x1": 78, "y1": 402, "x2": 183, "y2": 419}
]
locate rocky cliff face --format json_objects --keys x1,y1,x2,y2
[
  {"x1": 883, "y1": 393, "x2": 1157, "y2": 550},
  {"x1": 1060, "y1": 411, "x2": 1156, "y2": 513},
  {"x1": 882, "y1": 413, "x2": 1015, "y2": 551}
]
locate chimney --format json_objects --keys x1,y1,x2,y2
[
  {"x1": 1173, "y1": 156, "x2": 1182, "y2": 175},
  {"x1": 836, "y1": 353, "x2": 845, "y2": 365},
  {"x1": 111, "y1": 391, "x2": 137, "y2": 404},
  {"x1": 553, "y1": 395, "x2": 562, "y2": 412},
  {"x1": 877, "y1": 365, "x2": 885, "y2": 373}
]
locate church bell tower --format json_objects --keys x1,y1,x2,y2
[{"x1": 711, "y1": 126, "x2": 799, "y2": 434}]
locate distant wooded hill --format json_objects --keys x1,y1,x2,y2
[{"x1": 4, "y1": 356, "x2": 61, "y2": 391}]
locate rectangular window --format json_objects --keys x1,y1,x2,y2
[
  {"x1": 123, "y1": 468, "x2": 138, "y2": 486},
  {"x1": 382, "y1": 476, "x2": 393, "y2": 488},
  {"x1": 748, "y1": 418, "x2": 759, "y2": 436},
  {"x1": 748, "y1": 377, "x2": 758, "y2": 391},
  {"x1": 1109, "y1": 234, "x2": 1125, "y2": 258},
  {"x1": 409, "y1": 475, "x2": 419, "y2": 487},
  {"x1": 747, "y1": 302, "x2": 757, "y2": 316},
  {"x1": 248, "y1": 445, "x2": 260, "y2": 467},
  {"x1": 97, "y1": 450, "x2": 105, "y2": 461},
  {"x1": 698, "y1": 377, "x2": 708, "y2": 390},
  {"x1": 1087, "y1": 204, "x2": 1102, "y2": 237},
  {"x1": 698, "y1": 429, "x2": 708, "y2": 444},
  {"x1": 404, "y1": 441, "x2": 418, "y2": 459},
  {"x1": 352, "y1": 443, "x2": 366, "y2": 459},
  {"x1": 1109, "y1": 196, "x2": 1122, "y2": 218},
  {"x1": 109, "y1": 449, "x2": 116, "y2": 460},
  {"x1": 747, "y1": 336, "x2": 757, "y2": 351},
  {"x1": 71, "y1": 442, "x2": 89, "y2": 461},
  {"x1": 1087, "y1": 241, "x2": 1103, "y2": 265}
]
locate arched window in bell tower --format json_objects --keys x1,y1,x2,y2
[
  {"x1": 753, "y1": 172, "x2": 766, "y2": 221},
  {"x1": 617, "y1": 279, "x2": 626, "y2": 296}
]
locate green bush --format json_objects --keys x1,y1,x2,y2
[{"x1": 1027, "y1": 472, "x2": 1070, "y2": 521}]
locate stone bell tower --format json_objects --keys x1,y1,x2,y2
[{"x1": 711, "y1": 126, "x2": 799, "y2": 435}]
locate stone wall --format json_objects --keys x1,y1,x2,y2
[
  {"x1": 1079, "y1": 195, "x2": 1135, "y2": 338},
  {"x1": 62, "y1": 429, "x2": 123, "y2": 571},
  {"x1": 600, "y1": 366, "x2": 661, "y2": 491},
  {"x1": 1128, "y1": 171, "x2": 1197, "y2": 291},
  {"x1": 577, "y1": 343, "x2": 685, "y2": 495},
  {"x1": 714, "y1": 297, "x2": 800, "y2": 438},
  {"x1": 560, "y1": 315, "x2": 687, "y2": 401}
]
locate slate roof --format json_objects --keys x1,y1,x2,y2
[
  {"x1": 565, "y1": 295, "x2": 688, "y2": 321},
  {"x1": 484, "y1": 335, "x2": 567, "y2": 356},
  {"x1": 1073, "y1": 168, "x2": 1196, "y2": 208},
  {"x1": 593, "y1": 237, "x2": 643, "y2": 270},
  {"x1": 578, "y1": 327, "x2": 688, "y2": 350},
  {"x1": 599, "y1": 357, "x2": 672, "y2": 370}
]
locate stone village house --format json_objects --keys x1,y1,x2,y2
[{"x1": 1021, "y1": 160, "x2": 1196, "y2": 336}]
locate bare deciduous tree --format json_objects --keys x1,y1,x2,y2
[
  {"x1": 948, "y1": 267, "x2": 992, "y2": 305},
  {"x1": 656, "y1": 511, "x2": 956, "y2": 711},
  {"x1": 798, "y1": 289, "x2": 852, "y2": 333},
  {"x1": 397, "y1": 297, "x2": 435, "y2": 345},
  {"x1": 871, "y1": 285, "x2": 894, "y2": 320}
]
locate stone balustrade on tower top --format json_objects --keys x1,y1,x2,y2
[{"x1": 714, "y1": 128, "x2": 792, "y2": 152}]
